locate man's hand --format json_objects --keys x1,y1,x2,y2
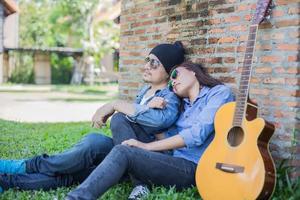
[
  {"x1": 147, "y1": 97, "x2": 167, "y2": 109},
  {"x1": 92, "y1": 103, "x2": 115, "y2": 128},
  {"x1": 122, "y1": 139, "x2": 149, "y2": 150}
]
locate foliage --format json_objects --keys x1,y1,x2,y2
[
  {"x1": 9, "y1": 0, "x2": 120, "y2": 84},
  {"x1": 272, "y1": 159, "x2": 300, "y2": 200},
  {"x1": 7, "y1": 52, "x2": 34, "y2": 84},
  {"x1": 51, "y1": 54, "x2": 74, "y2": 84}
]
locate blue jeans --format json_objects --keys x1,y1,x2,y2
[
  {"x1": 67, "y1": 145, "x2": 197, "y2": 200},
  {"x1": 0, "y1": 113, "x2": 157, "y2": 191}
]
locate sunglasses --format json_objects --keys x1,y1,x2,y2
[
  {"x1": 145, "y1": 57, "x2": 161, "y2": 70},
  {"x1": 168, "y1": 69, "x2": 179, "y2": 91}
]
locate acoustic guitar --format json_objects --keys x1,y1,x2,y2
[{"x1": 195, "y1": 0, "x2": 276, "y2": 199}]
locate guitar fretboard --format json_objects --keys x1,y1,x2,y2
[{"x1": 233, "y1": 25, "x2": 258, "y2": 127}]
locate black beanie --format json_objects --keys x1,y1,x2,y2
[{"x1": 149, "y1": 41, "x2": 185, "y2": 74}]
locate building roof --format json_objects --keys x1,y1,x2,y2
[
  {"x1": 2, "y1": 0, "x2": 19, "y2": 16},
  {"x1": 5, "y1": 47, "x2": 84, "y2": 56}
]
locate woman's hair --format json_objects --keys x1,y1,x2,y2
[{"x1": 173, "y1": 62, "x2": 223, "y2": 88}]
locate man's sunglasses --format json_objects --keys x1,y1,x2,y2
[
  {"x1": 168, "y1": 69, "x2": 178, "y2": 91},
  {"x1": 145, "y1": 57, "x2": 161, "y2": 70}
]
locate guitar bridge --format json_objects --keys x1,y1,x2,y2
[{"x1": 216, "y1": 162, "x2": 244, "y2": 173}]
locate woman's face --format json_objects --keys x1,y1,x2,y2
[
  {"x1": 169, "y1": 67, "x2": 198, "y2": 97},
  {"x1": 142, "y1": 54, "x2": 169, "y2": 84}
]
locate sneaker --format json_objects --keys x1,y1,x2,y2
[
  {"x1": 128, "y1": 185, "x2": 150, "y2": 200},
  {"x1": 0, "y1": 159, "x2": 26, "y2": 174}
]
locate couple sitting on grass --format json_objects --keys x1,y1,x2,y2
[{"x1": 0, "y1": 41, "x2": 234, "y2": 200}]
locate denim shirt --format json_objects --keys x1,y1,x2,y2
[
  {"x1": 165, "y1": 84, "x2": 235, "y2": 164},
  {"x1": 126, "y1": 85, "x2": 180, "y2": 131}
]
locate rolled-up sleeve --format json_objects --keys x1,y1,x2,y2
[
  {"x1": 127, "y1": 92, "x2": 180, "y2": 128},
  {"x1": 179, "y1": 86, "x2": 234, "y2": 148}
]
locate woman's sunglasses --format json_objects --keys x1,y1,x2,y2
[
  {"x1": 168, "y1": 69, "x2": 178, "y2": 91},
  {"x1": 145, "y1": 57, "x2": 161, "y2": 70}
]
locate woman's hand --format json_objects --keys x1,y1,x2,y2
[
  {"x1": 122, "y1": 139, "x2": 149, "y2": 150},
  {"x1": 147, "y1": 97, "x2": 167, "y2": 109}
]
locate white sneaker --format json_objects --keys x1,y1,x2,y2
[{"x1": 128, "y1": 185, "x2": 150, "y2": 200}]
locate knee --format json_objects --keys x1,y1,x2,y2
[
  {"x1": 110, "y1": 113, "x2": 128, "y2": 130},
  {"x1": 111, "y1": 144, "x2": 135, "y2": 158},
  {"x1": 82, "y1": 133, "x2": 113, "y2": 151}
]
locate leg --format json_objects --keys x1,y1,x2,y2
[
  {"x1": 26, "y1": 133, "x2": 113, "y2": 176},
  {"x1": 110, "y1": 113, "x2": 155, "y2": 186},
  {"x1": 66, "y1": 145, "x2": 196, "y2": 200},
  {"x1": 110, "y1": 113, "x2": 155, "y2": 145},
  {"x1": 0, "y1": 167, "x2": 95, "y2": 191}
]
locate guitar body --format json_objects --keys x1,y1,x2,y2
[{"x1": 196, "y1": 101, "x2": 276, "y2": 200}]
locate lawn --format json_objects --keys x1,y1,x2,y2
[
  {"x1": 0, "y1": 118, "x2": 299, "y2": 200},
  {"x1": 0, "y1": 119, "x2": 200, "y2": 200}
]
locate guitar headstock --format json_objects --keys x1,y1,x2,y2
[{"x1": 252, "y1": 0, "x2": 273, "y2": 25}]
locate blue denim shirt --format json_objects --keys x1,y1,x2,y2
[
  {"x1": 165, "y1": 84, "x2": 235, "y2": 164},
  {"x1": 127, "y1": 85, "x2": 180, "y2": 131}
]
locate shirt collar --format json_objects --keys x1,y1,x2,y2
[
  {"x1": 145, "y1": 84, "x2": 164, "y2": 94},
  {"x1": 183, "y1": 86, "x2": 210, "y2": 104}
]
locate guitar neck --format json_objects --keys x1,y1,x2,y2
[{"x1": 233, "y1": 25, "x2": 258, "y2": 127}]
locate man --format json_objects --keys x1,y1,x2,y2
[{"x1": 0, "y1": 41, "x2": 186, "y2": 199}]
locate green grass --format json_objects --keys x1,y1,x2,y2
[
  {"x1": 0, "y1": 119, "x2": 201, "y2": 200},
  {"x1": 0, "y1": 119, "x2": 299, "y2": 200}
]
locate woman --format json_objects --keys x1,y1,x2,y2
[{"x1": 66, "y1": 62, "x2": 235, "y2": 200}]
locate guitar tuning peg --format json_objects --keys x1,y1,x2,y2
[{"x1": 269, "y1": 1, "x2": 275, "y2": 9}]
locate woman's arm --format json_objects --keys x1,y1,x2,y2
[{"x1": 122, "y1": 135, "x2": 185, "y2": 151}]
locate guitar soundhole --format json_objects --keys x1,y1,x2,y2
[{"x1": 227, "y1": 126, "x2": 244, "y2": 147}]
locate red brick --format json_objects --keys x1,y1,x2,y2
[
  {"x1": 223, "y1": 57, "x2": 235, "y2": 63},
  {"x1": 244, "y1": 14, "x2": 252, "y2": 21},
  {"x1": 288, "y1": 55, "x2": 300, "y2": 62},
  {"x1": 276, "y1": 0, "x2": 300, "y2": 5},
  {"x1": 285, "y1": 78, "x2": 299, "y2": 85},
  {"x1": 289, "y1": 31, "x2": 300, "y2": 38},
  {"x1": 251, "y1": 88, "x2": 270, "y2": 95},
  {"x1": 255, "y1": 67, "x2": 272, "y2": 74},
  {"x1": 263, "y1": 77, "x2": 285, "y2": 84},
  {"x1": 275, "y1": 19, "x2": 300, "y2": 27},
  {"x1": 272, "y1": 33, "x2": 285, "y2": 40},
  {"x1": 217, "y1": 46, "x2": 235, "y2": 53},
  {"x1": 286, "y1": 101, "x2": 300, "y2": 107},
  {"x1": 134, "y1": 29, "x2": 145, "y2": 35},
  {"x1": 272, "y1": 10, "x2": 285, "y2": 17},
  {"x1": 287, "y1": 67, "x2": 299, "y2": 73},
  {"x1": 208, "y1": 28, "x2": 224, "y2": 34},
  {"x1": 218, "y1": 37, "x2": 236, "y2": 43},
  {"x1": 256, "y1": 44, "x2": 272, "y2": 51},
  {"x1": 229, "y1": 25, "x2": 247, "y2": 32},
  {"x1": 224, "y1": 16, "x2": 241, "y2": 23},
  {"x1": 236, "y1": 4, "x2": 255, "y2": 11},
  {"x1": 288, "y1": 7, "x2": 300, "y2": 15},
  {"x1": 277, "y1": 44, "x2": 299, "y2": 51},
  {"x1": 261, "y1": 56, "x2": 281, "y2": 63}
]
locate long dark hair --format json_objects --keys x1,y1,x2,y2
[{"x1": 173, "y1": 62, "x2": 223, "y2": 88}]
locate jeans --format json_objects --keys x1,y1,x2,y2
[
  {"x1": 66, "y1": 145, "x2": 197, "y2": 200},
  {"x1": 0, "y1": 113, "x2": 157, "y2": 191}
]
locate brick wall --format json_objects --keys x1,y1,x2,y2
[{"x1": 119, "y1": 0, "x2": 300, "y2": 176}]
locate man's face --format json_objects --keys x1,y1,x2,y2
[{"x1": 142, "y1": 54, "x2": 168, "y2": 84}]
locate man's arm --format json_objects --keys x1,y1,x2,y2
[{"x1": 112, "y1": 100, "x2": 136, "y2": 116}]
